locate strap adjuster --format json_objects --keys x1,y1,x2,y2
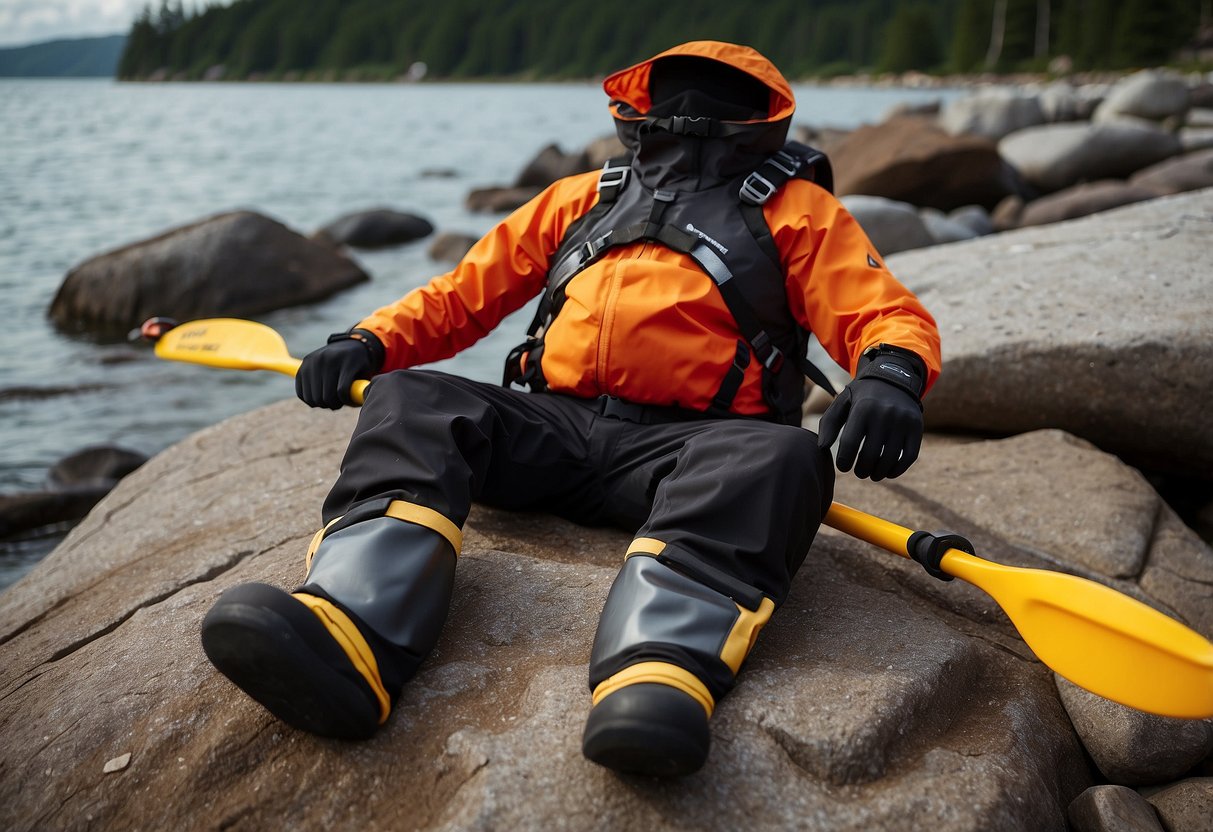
[
  {"x1": 597, "y1": 162, "x2": 630, "y2": 194},
  {"x1": 770, "y1": 150, "x2": 801, "y2": 177},
  {"x1": 739, "y1": 172, "x2": 777, "y2": 205}
]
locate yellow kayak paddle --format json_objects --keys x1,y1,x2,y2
[
  {"x1": 142, "y1": 317, "x2": 1213, "y2": 719},
  {"x1": 140, "y1": 316, "x2": 369, "y2": 405},
  {"x1": 825, "y1": 503, "x2": 1213, "y2": 719}
]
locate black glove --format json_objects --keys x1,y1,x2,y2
[
  {"x1": 817, "y1": 345, "x2": 926, "y2": 482},
  {"x1": 296, "y1": 329, "x2": 385, "y2": 410}
]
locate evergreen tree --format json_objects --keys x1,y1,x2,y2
[{"x1": 879, "y1": 4, "x2": 944, "y2": 72}]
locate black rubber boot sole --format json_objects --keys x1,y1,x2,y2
[
  {"x1": 201, "y1": 582, "x2": 381, "y2": 740},
  {"x1": 582, "y1": 682, "x2": 711, "y2": 777}
]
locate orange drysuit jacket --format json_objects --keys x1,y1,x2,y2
[{"x1": 357, "y1": 42, "x2": 942, "y2": 418}]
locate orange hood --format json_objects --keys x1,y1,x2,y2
[{"x1": 603, "y1": 41, "x2": 796, "y2": 125}]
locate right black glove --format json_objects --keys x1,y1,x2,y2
[
  {"x1": 817, "y1": 345, "x2": 927, "y2": 482},
  {"x1": 296, "y1": 329, "x2": 385, "y2": 410}
]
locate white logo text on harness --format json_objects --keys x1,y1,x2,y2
[{"x1": 686, "y1": 223, "x2": 729, "y2": 255}]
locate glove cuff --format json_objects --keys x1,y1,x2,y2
[
  {"x1": 856, "y1": 344, "x2": 926, "y2": 402},
  {"x1": 328, "y1": 328, "x2": 386, "y2": 372}
]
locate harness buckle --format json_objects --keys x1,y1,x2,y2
[
  {"x1": 671, "y1": 116, "x2": 712, "y2": 137},
  {"x1": 597, "y1": 162, "x2": 630, "y2": 194},
  {"x1": 579, "y1": 231, "x2": 612, "y2": 265},
  {"x1": 739, "y1": 172, "x2": 777, "y2": 205},
  {"x1": 770, "y1": 150, "x2": 801, "y2": 177}
]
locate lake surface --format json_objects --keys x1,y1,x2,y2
[{"x1": 0, "y1": 79, "x2": 960, "y2": 590}]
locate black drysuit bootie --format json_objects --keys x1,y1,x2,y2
[
  {"x1": 582, "y1": 682, "x2": 711, "y2": 777},
  {"x1": 201, "y1": 582, "x2": 385, "y2": 739},
  {"x1": 201, "y1": 513, "x2": 458, "y2": 740}
]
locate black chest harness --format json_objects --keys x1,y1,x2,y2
[{"x1": 502, "y1": 141, "x2": 836, "y2": 426}]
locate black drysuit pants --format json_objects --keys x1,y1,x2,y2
[{"x1": 321, "y1": 369, "x2": 835, "y2": 704}]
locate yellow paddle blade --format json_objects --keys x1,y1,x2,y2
[
  {"x1": 151, "y1": 318, "x2": 367, "y2": 405},
  {"x1": 824, "y1": 502, "x2": 1213, "y2": 718},
  {"x1": 946, "y1": 552, "x2": 1213, "y2": 719},
  {"x1": 154, "y1": 318, "x2": 301, "y2": 376}
]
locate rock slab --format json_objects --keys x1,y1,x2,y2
[
  {"x1": 0, "y1": 405, "x2": 1124, "y2": 832},
  {"x1": 888, "y1": 188, "x2": 1213, "y2": 478}
]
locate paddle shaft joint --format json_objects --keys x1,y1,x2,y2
[{"x1": 907, "y1": 529, "x2": 973, "y2": 582}]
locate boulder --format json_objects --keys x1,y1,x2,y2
[
  {"x1": 1187, "y1": 108, "x2": 1213, "y2": 128},
  {"x1": 427, "y1": 231, "x2": 480, "y2": 264},
  {"x1": 888, "y1": 188, "x2": 1213, "y2": 478},
  {"x1": 1039, "y1": 81, "x2": 1099, "y2": 123},
  {"x1": 0, "y1": 488, "x2": 110, "y2": 538},
  {"x1": 1068, "y1": 786, "x2": 1165, "y2": 832},
  {"x1": 47, "y1": 445, "x2": 147, "y2": 489},
  {"x1": 514, "y1": 143, "x2": 591, "y2": 189},
  {"x1": 920, "y1": 208, "x2": 980, "y2": 244},
  {"x1": 840, "y1": 195, "x2": 935, "y2": 255},
  {"x1": 1180, "y1": 127, "x2": 1213, "y2": 153},
  {"x1": 584, "y1": 135, "x2": 627, "y2": 171},
  {"x1": 312, "y1": 208, "x2": 434, "y2": 249},
  {"x1": 947, "y1": 204, "x2": 995, "y2": 236},
  {"x1": 1017, "y1": 180, "x2": 1162, "y2": 228},
  {"x1": 0, "y1": 405, "x2": 1145, "y2": 830},
  {"x1": 1055, "y1": 676, "x2": 1213, "y2": 786},
  {"x1": 991, "y1": 194, "x2": 1025, "y2": 230},
  {"x1": 999, "y1": 122, "x2": 1183, "y2": 193},
  {"x1": 940, "y1": 89, "x2": 1046, "y2": 140},
  {"x1": 1130, "y1": 148, "x2": 1213, "y2": 195},
  {"x1": 832, "y1": 116, "x2": 1019, "y2": 210},
  {"x1": 47, "y1": 211, "x2": 369, "y2": 337},
  {"x1": 1094, "y1": 71, "x2": 1190, "y2": 124},
  {"x1": 466, "y1": 185, "x2": 543, "y2": 213},
  {"x1": 1144, "y1": 778, "x2": 1213, "y2": 832},
  {"x1": 1, "y1": 445, "x2": 149, "y2": 539}
]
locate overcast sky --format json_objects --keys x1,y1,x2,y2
[{"x1": 0, "y1": 0, "x2": 203, "y2": 48}]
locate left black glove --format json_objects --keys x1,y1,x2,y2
[
  {"x1": 817, "y1": 345, "x2": 927, "y2": 482},
  {"x1": 295, "y1": 328, "x2": 385, "y2": 410}
]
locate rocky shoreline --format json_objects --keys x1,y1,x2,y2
[
  {"x1": 2, "y1": 187, "x2": 1212, "y2": 828},
  {"x1": 2, "y1": 68, "x2": 1212, "y2": 831}
]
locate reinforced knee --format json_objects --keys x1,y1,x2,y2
[
  {"x1": 298, "y1": 497, "x2": 461, "y2": 696},
  {"x1": 588, "y1": 541, "x2": 775, "y2": 717}
]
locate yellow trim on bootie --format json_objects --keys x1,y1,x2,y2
[
  {"x1": 385, "y1": 500, "x2": 463, "y2": 555},
  {"x1": 592, "y1": 661, "x2": 715, "y2": 718},
  {"x1": 291, "y1": 592, "x2": 391, "y2": 725},
  {"x1": 720, "y1": 596, "x2": 776, "y2": 674}
]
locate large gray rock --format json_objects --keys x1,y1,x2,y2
[
  {"x1": 1017, "y1": 180, "x2": 1162, "y2": 227},
  {"x1": 940, "y1": 89, "x2": 1046, "y2": 140},
  {"x1": 1130, "y1": 148, "x2": 1213, "y2": 195},
  {"x1": 832, "y1": 116, "x2": 1019, "y2": 210},
  {"x1": 1055, "y1": 676, "x2": 1213, "y2": 786},
  {"x1": 840, "y1": 195, "x2": 935, "y2": 255},
  {"x1": 888, "y1": 188, "x2": 1213, "y2": 478},
  {"x1": 47, "y1": 211, "x2": 369, "y2": 337},
  {"x1": 313, "y1": 208, "x2": 434, "y2": 249},
  {"x1": 999, "y1": 122, "x2": 1183, "y2": 193},
  {"x1": 1144, "y1": 778, "x2": 1213, "y2": 832},
  {"x1": 1094, "y1": 71, "x2": 1190, "y2": 124},
  {"x1": 0, "y1": 405, "x2": 1133, "y2": 831},
  {"x1": 1068, "y1": 786, "x2": 1165, "y2": 832},
  {"x1": 514, "y1": 143, "x2": 591, "y2": 189}
]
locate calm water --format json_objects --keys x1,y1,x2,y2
[{"x1": 0, "y1": 79, "x2": 958, "y2": 589}]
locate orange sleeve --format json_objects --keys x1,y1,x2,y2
[
  {"x1": 768, "y1": 180, "x2": 942, "y2": 393},
  {"x1": 356, "y1": 172, "x2": 601, "y2": 372}
]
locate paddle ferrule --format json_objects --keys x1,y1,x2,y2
[{"x1": 907, "y1": 529, "x2": 973, "y2": 582}]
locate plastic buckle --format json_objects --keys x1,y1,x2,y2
[
  {"x1": 671, "y1": 116, "x2": 711, "y2": 136},
  {"x1": 739, "y1": 172, "x2": 777, "y2": 205},
  {"x1": 906, "y1": 530, "x2": 972, "y2": 582},
  {"x1": 770, "y1": 150, "x2": 801, "y2": 177},
  {"x1": 597, "y1": 162, "x2": 629, "y2": 194}
]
